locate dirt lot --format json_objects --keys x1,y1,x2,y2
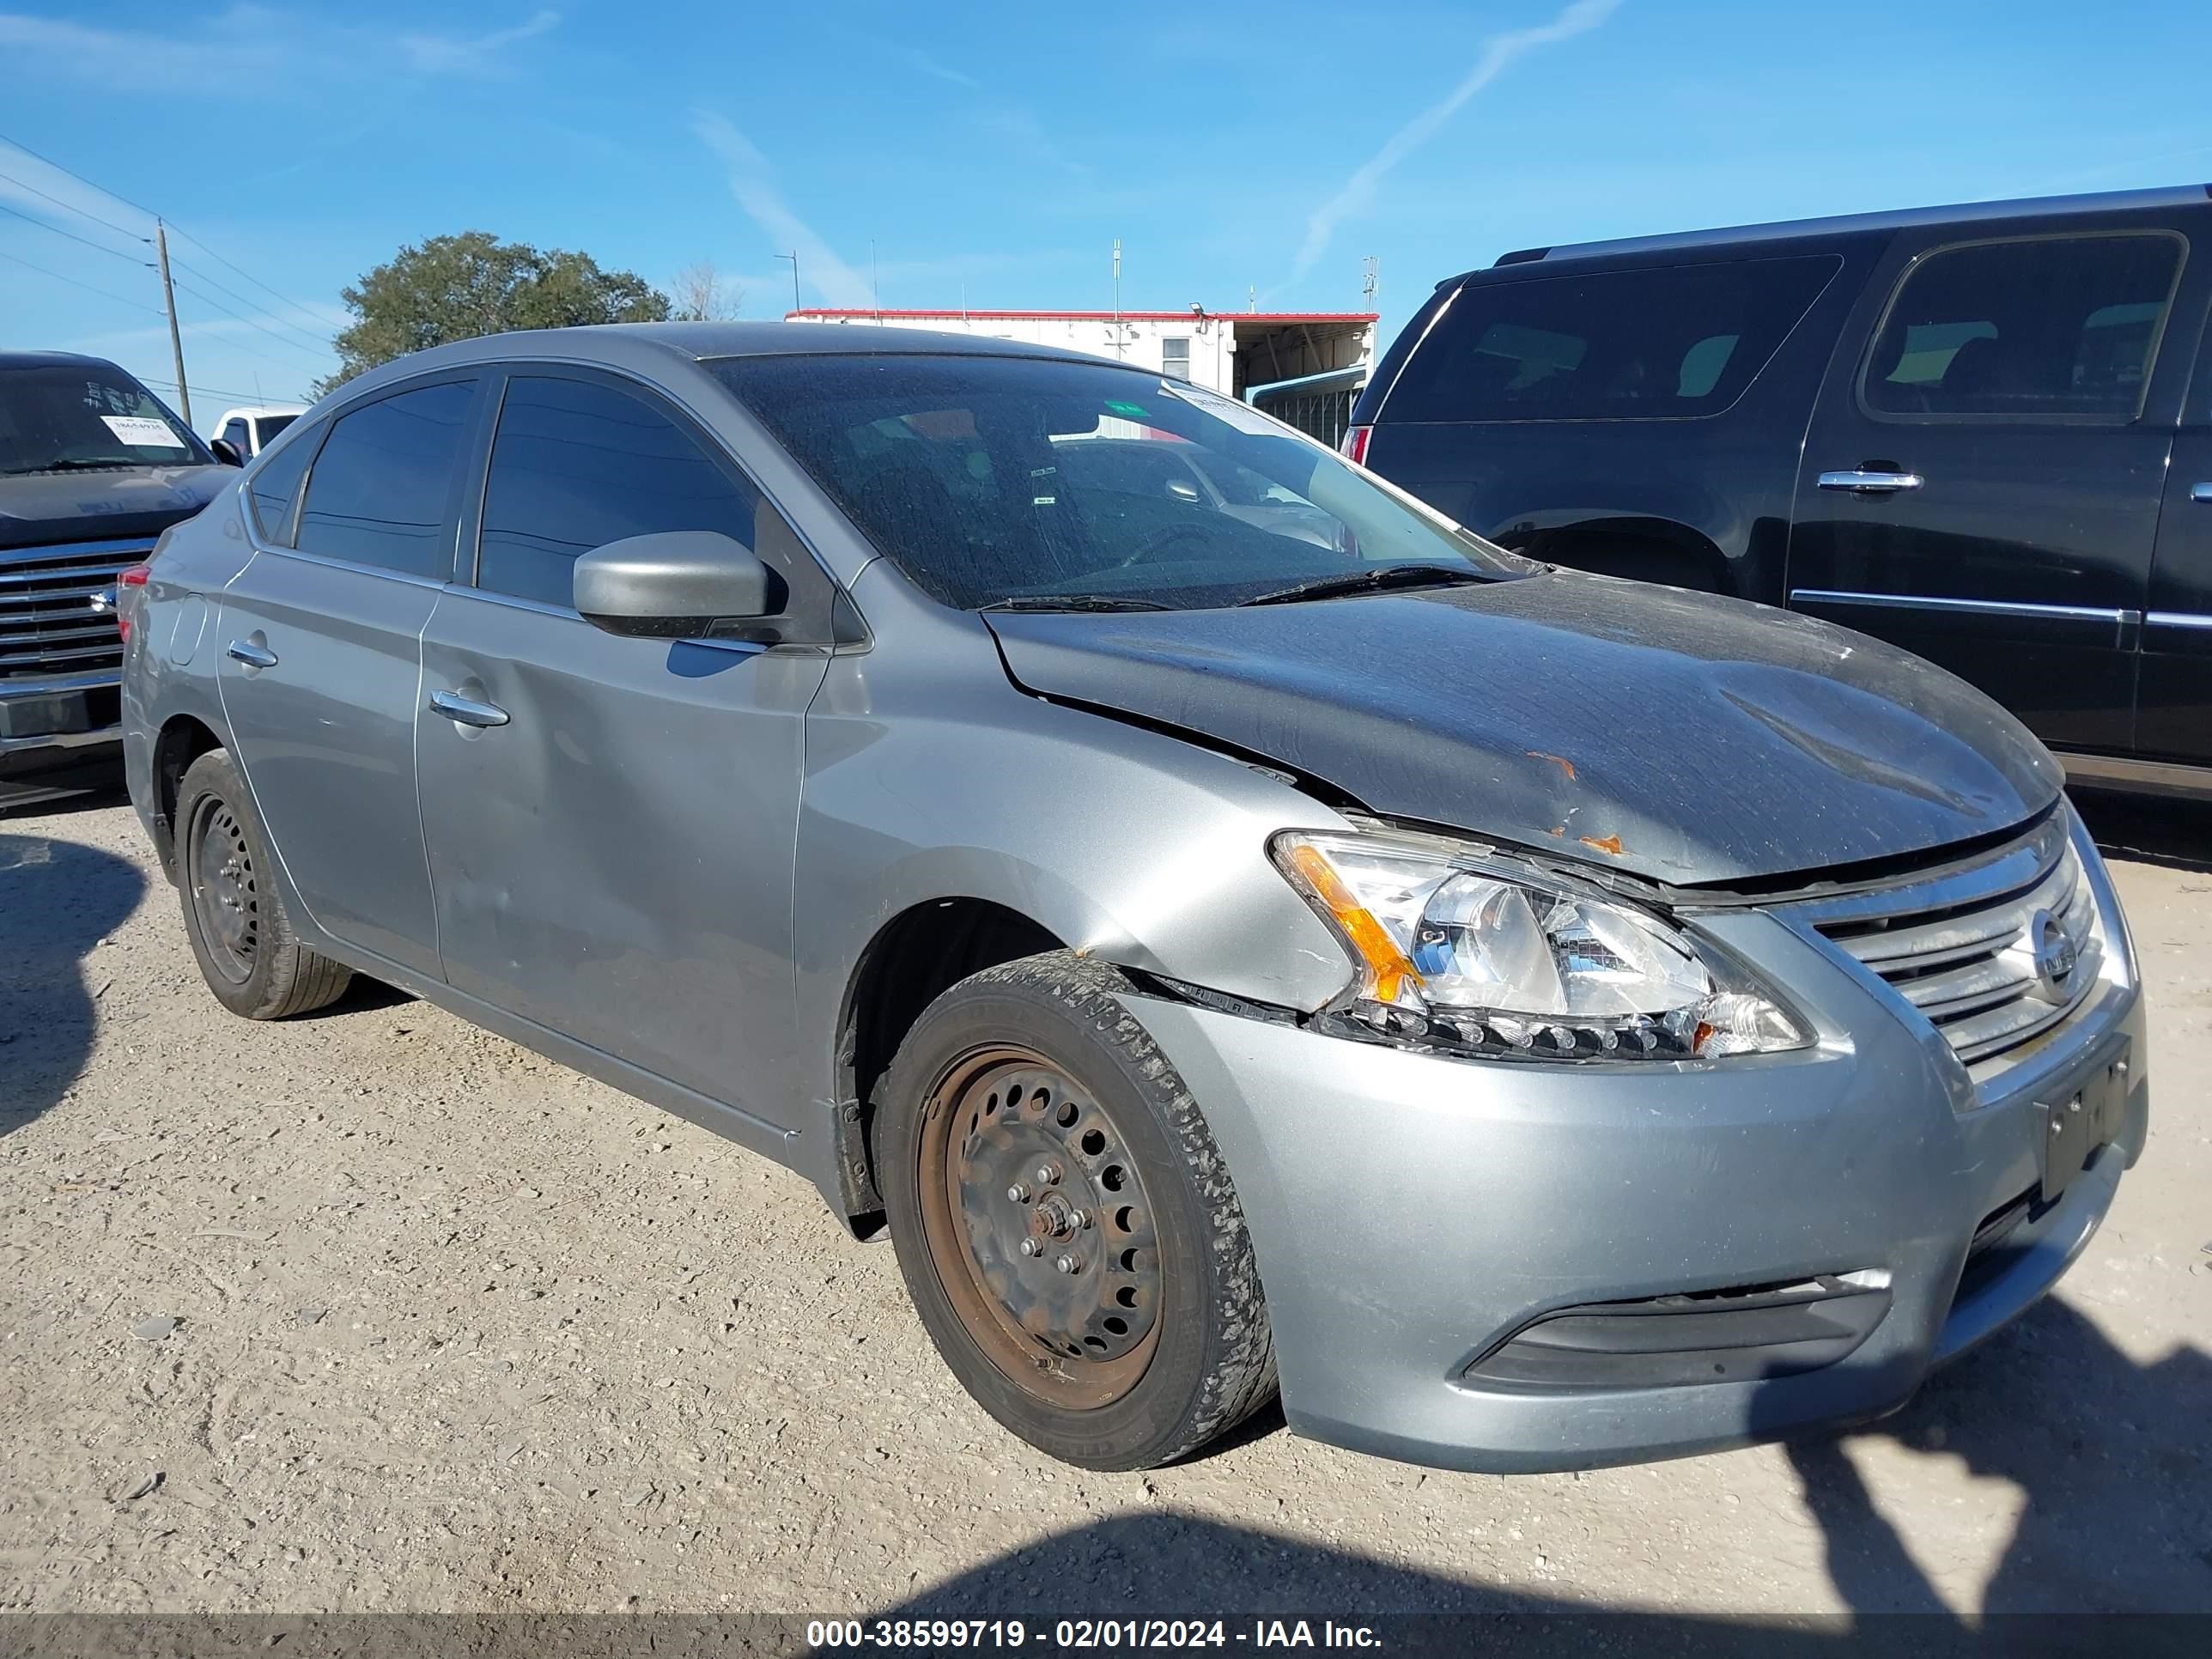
[{"x1": 3, "y1": 790, "x2": 2208, "y2": 1622}]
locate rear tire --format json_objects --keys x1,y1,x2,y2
[
  {"x1": 174, "y1": 748, "x2": 351, "y2": 1019},
  {"x1": 878, "y1": 951, "x2": 1276, "y2": 1470}
]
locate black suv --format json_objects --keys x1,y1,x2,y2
[
  {"x1": 1, "y1": 352, "x2": 228, "y2": 805},
  {"x1": 1347, "y1": 185, "x2": 2212, "y2": 800}
]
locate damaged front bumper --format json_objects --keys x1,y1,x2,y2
[{"x1": 1118, "y1": 891, "x2": 2148, "y2": 1474}]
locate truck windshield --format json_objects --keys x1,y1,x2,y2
[
  {"x1": 0, "y1": 364, "x2": 210, "y2": 476},
  {"x1": 713, "y1": 353, "x2": 1536, "y2": 611}
]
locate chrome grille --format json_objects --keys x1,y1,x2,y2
[
  {"x1": 1802, "y1": 816, "x2": 2102, "y2": 1070},
  {"x1": 0, "y1": 538, "x2": 143, "y2": 680}
]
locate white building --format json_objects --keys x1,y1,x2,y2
[{"x1": 786, "y1": 306, "x2": 1380, "y2": 445}]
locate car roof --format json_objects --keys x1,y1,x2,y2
[
  {"x1": 0, "y1": 349, "x2": 127, "y2": 373},
  {"x1": 331, "y1": 319, "x2": 1118, "y2": 400},
  {"x1": 218, "y1": 404, "x2": 307, "y2": 418},
  {"x1": 1447, "y1": 182, "x2": 2212, "y2": 283}
]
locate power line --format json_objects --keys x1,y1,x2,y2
[
  {"x1": 0, "y1": 246, "x2": 166, "y2": 316},
  {"x1": 0, "y1": 131, "x2": 158, "y2": 219},
  {"x1": 0, "y1": 129, "x2": 335, "y2": 353},
  {"x1": 0, "y1": 198, "x2": 153, "y2": 266},
  {"x1": 169, "y1": 278, "x2": 334, "y2": 370},
  {"x1": 166, "y1": 224, "x2": 332, "y2": 337},
  {"x1": 168, "y1": 254, "x2": 333, "y2": 356},
  {"x1": 0, "y1": 166, "x2": 150, "y2": 244},
  {"x1": 143, "y1": 375, "x2": 307, "y2": 410}
]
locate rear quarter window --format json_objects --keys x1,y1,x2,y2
[{"x1": 1381, "y1": 254, "x2": 1841, "y2": 422}]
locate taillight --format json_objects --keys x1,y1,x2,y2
[
  {"x1": 115, "y1": 562, "x2": 151, "y2": 642},
  {"x1": 1340, "y1": 424, "x2": 1372, "y2": 466}
]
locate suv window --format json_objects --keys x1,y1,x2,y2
[
  {"x1": 246, "y1": 431, "x2": 315, "y2": 544},
  {"x1": 294, "y1": 380, "x2": 477, "y2": 576},
  {"x1": 475, "y1": 375, "x2": 763, "y2": 609},
  {"x1": 1863, "y1": 234, "x2": 2184, "y2": 421},
  {"x1": 1380, "y1": 255, "x2": 1840, "y2": 422}
]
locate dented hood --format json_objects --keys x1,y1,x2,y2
[{"x1": 985, "y1": 572, "x2": 2063, "y2": 884}]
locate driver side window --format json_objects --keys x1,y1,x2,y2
[{"x1": 475, "y1": 375, "x2": 767, "y2": 610}]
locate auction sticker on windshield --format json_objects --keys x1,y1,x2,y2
[{"x1": 100, "y1": 415, "x2": 184, "y2": 447}]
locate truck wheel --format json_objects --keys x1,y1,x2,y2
[
  {"x1": 174, "y1": 748, "x2": 352, "y2": 1019},
  {"x1": 877, "y1": 951, "x2": 1277, "y2": 1470}
]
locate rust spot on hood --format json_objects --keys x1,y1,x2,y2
[
  {"x1": 1579, "y1": 834, "x2": 1626, "y2": 857},
  {"x1": 1527, "y1": 750, "x2": 1577, "y2": 781}
]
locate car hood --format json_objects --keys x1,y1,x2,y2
[
  {"x1": 0, "y1": 464, "x2": 228, "y2": 553},
  {"x1": 984, "y1": 572, "x2": 2063, "y2": 885}
]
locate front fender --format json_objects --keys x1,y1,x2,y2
[{"x1": 790, "y1": 619, "x2": 1358, "y2": 1204}]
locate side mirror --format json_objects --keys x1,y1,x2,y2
[
  {"x1": 573, "y1": 530, "x2": 784, "y2": 641},
  {"x1": 210, "y1": 438, "x2": 246, "y2": 467}
]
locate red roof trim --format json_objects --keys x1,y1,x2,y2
[{"x1": 787, "y1": 308, "x2": 1378, "y2": 325}]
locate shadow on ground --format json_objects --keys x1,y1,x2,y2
[
  {"x1": 1792, "y1": 1297, "x2": 2212, "y2": 1615},
  {"x1": 2070, "y1": 787, "x2": 2212, "y2": 873},
  {"x1": 0, "y1": 830, "x2": 145, "y2": 1134}
]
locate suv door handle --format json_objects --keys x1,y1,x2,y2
[
  {"x1": 225, "y1": 639, "x2": 278, "y2": 669},
  {"x1": 2191, "y1": 483, "x2": 2212, "y2": 504},
  {"x1": 1818, "y1": 470, "x2": 1925, "y2": 494},
  {"x1": 428, "y1": 689, "x2": 509, "y2": 728}
]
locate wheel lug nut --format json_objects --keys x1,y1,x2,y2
[
  {"x1": 1054, "y1": 1253, "x2": 1081, "y2": 1274},
  {"x1": 1070, "y1": 1209, "x2": 1091, "y2": 1229},
  {"x1": 1036, "y1": 1163, "x2": 1060, "y2": 1186},
  {"x1": 1006, "y1": 1182, "x2": 1030, "y2": 1203},
  {"x1": 1018, "y1": 1238, "x2": 1042, "y2": 1257}
]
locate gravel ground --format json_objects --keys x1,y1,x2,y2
[{"x1": 2, "y1": 789, "x2": 2207, "y2": 1621}]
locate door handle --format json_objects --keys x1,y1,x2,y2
[
  {"x1": 1818, "y1": 470, "x2": 1925, "y2": 495},
  {"x1": 2191, "y1": 483, "x2": 2212, "y2": 504},
  {"x1": 225, "y1": 639, "x2": 278, "y2": 669},
  {"x1": 428, "y1": 688, "x2": 509, "y2": 728}
]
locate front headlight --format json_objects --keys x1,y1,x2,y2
[{"x1": 1273, "y1": 827, "x2": 1808, "y2": 1061}]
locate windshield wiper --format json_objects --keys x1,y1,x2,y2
[
  {"x1": 977, "y1": 594, "x2": 1174, "y2": 613},
  {"x1": 1237, "y1": 563, "x2": 1493, "y2": 607}
]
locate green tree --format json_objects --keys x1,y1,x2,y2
[{"x1": 318, "y1": 230, "x2": 670, "y2": 394}]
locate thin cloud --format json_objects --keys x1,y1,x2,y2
[
  {"x1": 902, "y1": 46, "x2": 981, "y2": 89},
  {"x1": 1287, "y1": 0, "x2": 1622, "y2": 283},
  {"x1": 693, "y1": 113, "x2": 874, "y2": 310},
  {"x1": 0, "y1": 4, "x2": 558, "y2": 93},
  {"x1": 399, "y1": 9, "x2": 561, "y2": 75}
]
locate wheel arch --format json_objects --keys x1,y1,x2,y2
[
  {"x1": 831, "y1": 895, "x2": 1069, "y2": 1230},
  {"x1": 150, "y1": 713, "x2": 226, "y2": 877}
]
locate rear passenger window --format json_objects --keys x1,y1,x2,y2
[
  {"x1": 1863, "y1": 234, "x2": 2183, "y2": 421},
  {"x1": 474, "y1": 375, "x2": 762, "y2": 609},
  {"x1": 294, "y1": 380, "x2": 477, "y2": 576},
  {"x1": 1381, "y1": 255, "x2": 1840, "y2": 422},
  {"x1": 246, "y1": 430, "x2": 314, "y2": 545}
]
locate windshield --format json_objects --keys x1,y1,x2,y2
[
  {"x1": 713, "y1": 354, "x2": 1536, "y2": 609},
  {"x1": 0, "y1": 363, "x2": 210, "y2": 476},
  {"x1": 253, "y1": 412, "x2": 298, "y2": 447}
]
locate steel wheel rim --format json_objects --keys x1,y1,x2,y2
[
  {"x1": 188, "y1": 794, "x2": 259, "y2": 985},
  {"x1": 916, "y1": 1044, "x2": 1164, "y2": 1410}
]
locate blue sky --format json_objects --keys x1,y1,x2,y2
[{"x1": 3, "y1": 0, "x2": 2209, "y2": 430}]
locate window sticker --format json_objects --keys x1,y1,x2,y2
[{"x1": 102, "y1": 415, "x2": 185, "y2": 448}]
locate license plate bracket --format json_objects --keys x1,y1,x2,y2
[{"x1": 2037, "y1": 1046, "x2": 2129, "y2": 1205}]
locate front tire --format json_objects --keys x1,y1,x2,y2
[
  {"x1": 878, "y1": 951, "x2": 1276, "y2": 1470},
  {"x1": 174, "y1": 747, "x2": 352, "y2": 1019}
]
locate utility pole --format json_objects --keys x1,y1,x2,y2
[
  {"x1": 1362, "y1": 254, "x2": 1379, "y2": 313},
  {"x1": 1112, "y1": 239, "x2": 1122, "y2": 359},
  {"x1": 775, "y1": 251, "x2": 799, "y2": 315},
  {"x1": 871, "y1": 240, "x2": 881, "y2": 320},
  {"x1": 155, "y1": 219, "x2": 190, "y2": 428}
]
